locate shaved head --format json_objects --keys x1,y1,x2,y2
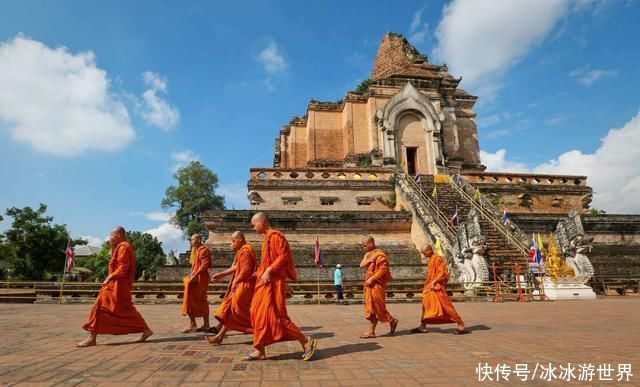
[
  {"x1": 251, "y1": 212, "x2": 269, "y2": 223},
  {"x1": 361, "y1": 235, "x2": 376, "y2": 252},
  {"x1": 251, "y1": 212, "x2": 271, "y2": 235},
  {"x1": 231, "y1": 231, "x2": 245, "y2": 241},
  {"x1": 420, "y1": 244, "x2": 434, "y2": 259},
  {"x1": 362, "y1": 235, "x2": 375, "y2": 244},
  {"x1": 109, "y1": 226, "x2": 126, "y2": 245},
  {"x1": 421, "y1": 244, "x2": 433, "y2": 254},
  {"x1": 230, "y1": 231, "x2": 246, "y2": 250}
]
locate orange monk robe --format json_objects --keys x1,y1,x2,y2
[
  {"x1": 181, "y1": 245, "x2": 212, "y2": 318},
  {"x1": 421, "y1": 255, "x2": 463, "y2": 324},
  {"x1": 363, "y1": 249, "x2": 394, "y2": 323},
  {"x1": 250, "y1": 229, "x2": 305, "y2": 346},
  {"x1": 83, "y1": 241, "x2": 149, "y2": 335},
  {"x1": 214, "y1": 243, "x2": 257, "y2": 333}
]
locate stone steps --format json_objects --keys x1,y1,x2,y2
[{"x1": 417, "y1": 177, "x2": 527, "y2": 267}]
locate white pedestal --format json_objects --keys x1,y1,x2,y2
[{"x1": 540, "y1": 277, "x2": 596, "y2": 300}]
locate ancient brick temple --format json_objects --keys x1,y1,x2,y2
[{"x1": 170, "y1": 33, "x2": 639, "y2": 291}]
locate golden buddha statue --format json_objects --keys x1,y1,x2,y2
[{"x1": 545, "y1": 236, "x2": 575, "y2": 278}]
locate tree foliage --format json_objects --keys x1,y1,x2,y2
[
  {"x1": 161, "y1": 161, "x2": 225, "y2": 238},
  {"x1": 0, "y1": 204, "x2": 78, "y2": 280}
]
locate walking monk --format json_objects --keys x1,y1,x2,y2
[
  {"x1": 359, "y1": 236, "x2": 398, "y2": 339},
  {"x1": 205, "y1": 231, "x2": 256, "y2": 345},
  {"x1": 413, "y1": 244, "x2": 467, "y2": 334},
  {"x1": 243, "y1": 212, "x2": 318, "y2": 361},
  {"x1": 76, "y1": 227, "x2": 152, "y2": 347},
  {"x1": 181, "y1": 234, "x2": 212, "y2": 333}
]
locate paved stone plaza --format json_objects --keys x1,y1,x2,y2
[{"x1": 1, "y1": 298, "x2": 638, "y2": 386}]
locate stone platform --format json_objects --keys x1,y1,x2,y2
[{"x1": 1, "y1": 299, "x2": 639, "y2": 385}]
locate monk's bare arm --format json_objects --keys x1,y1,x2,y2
[
  {"x1": 212, "y1": 264, "x2": 236, "y2": 280},
  {"x1": 359, "y1": 255, "x2": 375, "y2": 268}
]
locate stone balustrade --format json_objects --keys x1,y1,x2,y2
[
  {"x1": 249, "y1": 168, "x2": 394, "y2": 182},
  {"x1": 462, "y1": 172, "x2": 588, "y2": 187}
]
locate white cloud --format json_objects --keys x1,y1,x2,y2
[
  {"x1": 140, "y1": 71, "x2": 180, "y2": 131},
  {"x1": 170, "y1": 149, "x2": 199, "y2": 172},
  {"x1": 0, "y1": 35, "x2": 135, "y2": 156},
  {"x1": 569, "y1": 67, "x2": 618, "y2": 86},
  {"x1": 145, "y1": 222, "x2": 188, "y2": 254},
  {"x1": 480, "y1": 149, "x2": 529, "y2": 173},
  {"x1": 434, "y1": 0, "x2": 572, "y2": 99},
  {"x1": 78, "y1": 235, "x2": 107, "y2": 247},
  {"x1": 482, "y1": 110, "x2": 640, "y2": 213},
  {"x1": 408, "y1": 8, "x2": 430, "y2": 45},
  {"x1": 257, "y1": 39, "x2": 286, "y2": 75},
  {"x1": 545, "y1": 113, "x2": 570, "y2": 126},
  {"x1": 218, "y1": 182, "x2": 248, "y2": 210},
  {"x1": 145, "y1": 211, "x2": 173, "y2": 222}
]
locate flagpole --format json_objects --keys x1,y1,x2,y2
[
  {"x1": 317, "y1": 265, "x2": 320, "y2": 305},
  {"x1": 59, "y1": 239, "x2": 69, "y2": 304}
]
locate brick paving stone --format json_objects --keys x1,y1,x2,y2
[{"x1": 1, "y1": 299, "x2": 639, "y2": 386}]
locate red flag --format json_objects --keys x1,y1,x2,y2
[
  {"x1": 65, "y1": 237, "x2": 74, "y2": 273},
  {"x1": 314, "y1": 235, "x2": 323, "y2": 268}
]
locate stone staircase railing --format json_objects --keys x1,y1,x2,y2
[{"x1": 448, "y1": 175, "x2": 530, "y2": 256}]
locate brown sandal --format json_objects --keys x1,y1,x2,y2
[{"x1": 359, "y1": 333, "x2": 376, "y2": 339}]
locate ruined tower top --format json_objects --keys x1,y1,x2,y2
[{"x1": 370, "y1": 32, "x2": 452, "y2": 81}]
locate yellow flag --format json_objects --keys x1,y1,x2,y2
[
  {"x1": 473, "y1": 188, "x2": 480, "y2": 201},
  {"x1": 400, "y1": 159, "x2": 406, "y2": 168},
  {"x1": 431, "y1": 185, "x2": 437, "y2": 199},
  {"x1": 537, "y1": 233, "x2": 545, "y2": 254},
  {"x1": 189, "y1": 248, "x2": 196, "y2": 265},
  {"x1": 434, "y1": 239, "x2": 444, "y2": 256}
]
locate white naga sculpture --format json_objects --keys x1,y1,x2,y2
[
  {"x1": 554, "y1": 210, "x2": 595, "y2": 282},
  {"x1": 451, "y1": 209, "x2": 490, "y2": 288}
]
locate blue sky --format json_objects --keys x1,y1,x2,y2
[{"x1": 1, "y1": 0, "x2": 639, "y2": 252}]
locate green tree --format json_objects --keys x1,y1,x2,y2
[
  {"x1": 77, "y1": 232, "x2": 165, "y2": 281},
  {"x1": 161, "y1": 161, "x2": 225, "y2": 238},
  {"x1": 128, "y1": 231, "x2": 165, "y2": 279},
  {"x1": 1, "y1": 204, "x2": 72, "y2": 280}
]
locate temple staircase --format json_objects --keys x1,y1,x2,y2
[{"x1": 396, "y1": 172, "x2": 531, "y2": 281}]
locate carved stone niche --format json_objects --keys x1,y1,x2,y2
[
  {"x1": 518, "y1": 193, "x2": 533, "y2": 208},
  {"x1": 248, "y1": 191, "x2": 264, "y2": 206},
  {"x1": 282, "y1": 196, "x2": 302, "y2": 206},
  {"x1": 581, "y1": 193, "x2": 593, "y2": 209},
  {"x1": 356, "y1": 196, "x2": 375, "y2": 206},
  {"x1": 320, "y1": 197, "x2": 339, "y2": 206},
  {"x1": 551, "y1": 196, "x2": 564, "y2": 208}
]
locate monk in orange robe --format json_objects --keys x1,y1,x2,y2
[
  {"x1": 242, "y1": 212, "x2": 318, "y2": 361},
  {"x1": 359, "y1": 236, "x2": 398, "y2": 339},
  {"x1": 181, "y1": 233, "x2": 212, "y2": 333},
  {"x1": 413, "y1": 244, "x2": 467, "y2": 334},
  {"x1": 205, "y1": 231, "x2": 256, "y2": 345},
  {"x1": 77, "y1": 226, "x2": 153, "y2": 347}
]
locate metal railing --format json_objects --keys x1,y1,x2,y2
[
  {"x1": 447, "y1": 175, "x2": 530, "y2": 255},
  {"x1": 396, "y1": 172, "x2": 456, "y2": 240}
]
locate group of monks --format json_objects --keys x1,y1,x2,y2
[{"x1": 76, "y1": 212, "x2": 468, "y2": 360}]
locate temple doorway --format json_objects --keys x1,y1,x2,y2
[{"x1": 406, "y1": 147, "x2": 418, "y2": 176}]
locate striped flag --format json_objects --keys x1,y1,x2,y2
[
  {"x1": 414, "y1": 173, "x2": 421, "y2": 183},
  {"x1": 502, "y1": 209, "x2": 509, "y2": 226},
  {"x1": 451, "y1": 207, "x2": 459, "y2": 226},
  {"x1": 314, "y1": 235, "x2": 323, "y2": 268},
  {"x1": 65, "y1": 237, "x2": 74, "y2": 273}
]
